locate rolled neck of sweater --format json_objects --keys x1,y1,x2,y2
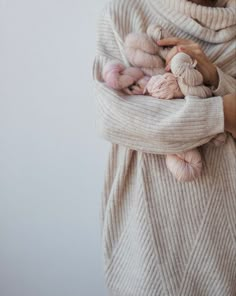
[{"x1": 149, "y1": 0, "x2": 236, "y2": 43}]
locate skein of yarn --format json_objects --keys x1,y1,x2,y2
[
  {"x1": 124, "y1": 32, "x2": 165, "y2": 76},
  {"x1": 170, "y1": 52, "x2": 212, "y2": 97},
  {"x1": 124, "y1": 25, "x2": 173, "y2": 76},
  {"x1": 147, "y1": 24, "x2": 173, "y2": 60},
  {"x1": 166, "y1": 149, "x2": 203, "y2": 182}
]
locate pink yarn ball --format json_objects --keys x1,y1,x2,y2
[
  {"x1": 166, "y1": 149, "x2": 202, "y2": 182},
  {"x1": 145, "y1": 73, "x2": 183, "y2": 99}
]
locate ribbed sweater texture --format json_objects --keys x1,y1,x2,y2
[{"x1": 93, "y1": 0, "x2": 236, "y2": 295}]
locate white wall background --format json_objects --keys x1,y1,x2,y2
[{"x1": 0, "y1": 0, "x2": 109, "y2": 295}]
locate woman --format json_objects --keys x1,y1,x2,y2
[{"x1": 93, "y1": 0, "x2": 236, "y2": 295}]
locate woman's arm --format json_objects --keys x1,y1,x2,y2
[
  {"x1": 158, "y1": 37, "x2": 236, "y2": 137},
  {"x1": 93, "y1": 6, "x2": 225, "y2": 155},
  {"x1": 212, "y1": 67, "x2": 236, "y2": 97},
  {"x1": 223, "y1": 93, "x2": 236, "y2": 138}
]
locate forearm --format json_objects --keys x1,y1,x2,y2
[
  {"x1": 94, "y1": 55, "x2": 224, "y2": 154},
  {"x1": 96, "y1": 93, "x2": 224, "y2": 154},
  {"x1": 223, "y1": 93, "x2": 236, "y2": 138},
  {"x1": 212, "y1": 67, "x2": 236, "y2": 96},
  {"x1": 93, "y1": 7, "x2": 225, "y2": 154}
]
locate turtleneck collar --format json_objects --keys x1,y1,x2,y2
[{"x1": 149, "y1": 0, "x2": 236, "y2": 43}]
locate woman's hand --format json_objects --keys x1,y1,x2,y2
[
  {"x1": 223, "y1": 93, "x2": 236, "y2": 138},
  {"x1": 157, "y1": 38, "x2": 219, "y2": 88}
]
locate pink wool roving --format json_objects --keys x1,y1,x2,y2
[
  {"x1": 124, "y1": 32, "x2": 165, "y2": 76},
  {"x1": 124, "y1": 24, "x2": 173, "y2": 76},
  {"x1": 145, "y1": 73, "x2": 183, "y2": 99},
  {"x1": 102, "y1": 61, "x2": 150, "y2": 95}
]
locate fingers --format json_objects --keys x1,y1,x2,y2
[
  {"x1": 157, "y1": 38, "x2": 210, "y2": 79},
  {"x1": 165, "y1": 46, "x2": 181, "y2": 67},
  {"x1": 157, "y1": 37, "x2": 191, "y2": 47},
  {"x1": 179, "y1": 44, "x2": 203, "y2": 60},
  {"x1": 165, "y1": 44, "x2": 205, "y2": 69},
  {"x1": 158, "y1": 38, "x2": 200, "y2": 67},
  {"x1": 158, "y1": 38, "x2": 215, "y2": 86}
]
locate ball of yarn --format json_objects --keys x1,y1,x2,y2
[
  {"x1": 145, "y1": 73, "x2": 183, "y2": 99},
  {"x1": 166, "y1": 149, "x2": 202, "y2": 182}
]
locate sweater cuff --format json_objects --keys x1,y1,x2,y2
[
  {"x1": 211, "y1": 67, "x2": 228, "y2": 97},
  {"x1": 186, "y1": 95, "x2": 225, "y2": 135},
  {"x1": 207, "y1": 95, "x2": 225, "y2": 135}
]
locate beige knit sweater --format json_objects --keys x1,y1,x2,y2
[{"x1": 93, "y1": 0, "x2": 236, "y2": 295}]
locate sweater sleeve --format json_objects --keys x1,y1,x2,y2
[
  {"x1": 212, "y1": 66, "x2": 236, "y2": 96},
  {"x1": 92, "y1": 6, "x2": 225, "y2": 155}
]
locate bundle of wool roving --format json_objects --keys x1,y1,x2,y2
[
  {"x1": 102, "y1": 25, "x2": 171, "y2": 95},
  {"x1": 102, "y1": 60, "x2": 150, "y2": 95},
  {"x1": 124, "y1": 25, "x2": 172, "y2": 76},
  {"x1": 102, "y1": 25, "x2": 227, "y2": 182}
]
